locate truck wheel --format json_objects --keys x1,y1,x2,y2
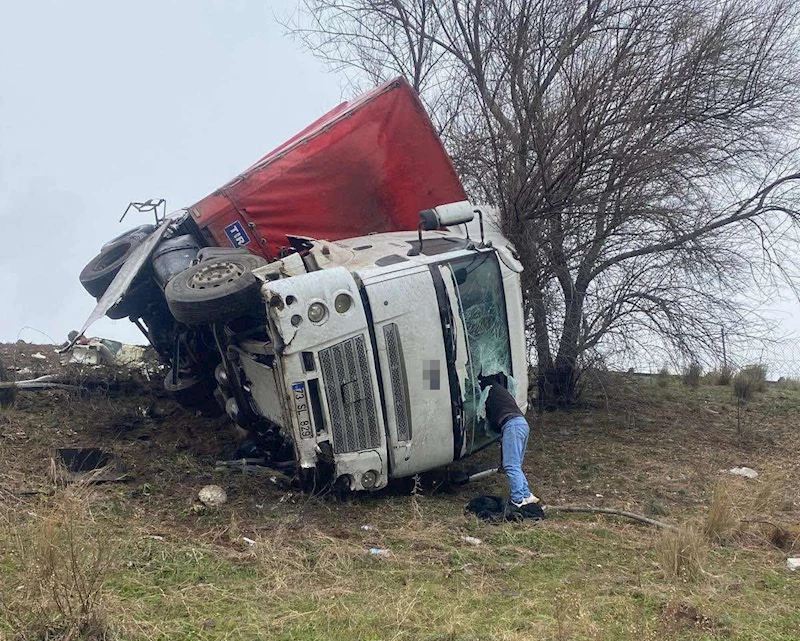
[
  {"x1": 79, "y1": 238, "x2": 141, "y2": 298},
  {"x1": 164, "y1": 255, "x2": 267, "y2": 325},
  {"x1": 100, "y1": 224, "x2": 154, "y2": 253}
]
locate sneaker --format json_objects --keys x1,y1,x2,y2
[{"x1": 511, "y1": 493, "x2": 541, "y2": 508}]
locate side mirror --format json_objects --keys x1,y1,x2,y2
[
  {"x1": 409, "y1": 201, "x2": 476, "y2": 256},
  {"x1": 419, "y1": 201, "x2": 476, "y2": 229}
]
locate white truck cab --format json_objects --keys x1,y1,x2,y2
[{"x1": 234, "y1": 204, "x2": 527, "y2": 491}]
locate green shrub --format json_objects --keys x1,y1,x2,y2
[
  {"x1": 733, "y1": 364, "x2": 767, "y2": 401},
  {"x1": 682, "y1": 362, "x2": 702, "y2": 388}
]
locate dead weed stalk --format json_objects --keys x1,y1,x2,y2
[{"x1": 0, "y1": 484, "x2": 113, "y2": 640}]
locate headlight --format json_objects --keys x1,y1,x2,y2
[
  {"x1": 361, "y1": 470, "x2": 378, "y2": 489},
  {"x1": 308, "y1": 302, "x2": 327, "y2": 323},
  {"x1": 334, "y1": 293, "x2": 352, "y2": 314}
]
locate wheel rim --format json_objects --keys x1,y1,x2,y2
[{"x1": 189, "y1": 261, "x2": 245, "y2": 289}]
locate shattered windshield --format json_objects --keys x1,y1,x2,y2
[{"x1": 445, "y1": 251, "x2": 512, "y2": 452}]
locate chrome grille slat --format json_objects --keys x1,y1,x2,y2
[
  {"x1": 319, "y1": 336, "x2": 381, "y2": 453},
  {"x1": 383, "y1": 323, "x2": 411, "y2": 441}
]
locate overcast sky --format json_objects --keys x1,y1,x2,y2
[
  {"x1": 1, "y1": 0, "x2": 799, "y2": 374},
  {"x1": 0, "y1": 0, "x2": 341, "y2": 345}
]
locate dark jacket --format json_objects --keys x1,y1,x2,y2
[{"x1": 485, "y1": 384, "x2": 523, "y2": 434}]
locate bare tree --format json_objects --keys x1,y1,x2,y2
[{"x1": 290, "y1": 0, "x2": 800, "y2": 406}]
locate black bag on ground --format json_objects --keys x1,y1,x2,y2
[{"x1": 466, "y1": 495, "x2": 545, "y2": 523}]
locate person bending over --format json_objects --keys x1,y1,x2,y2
[{"x1": 482, "y1": 374, "x2": 540, "y2": 507}]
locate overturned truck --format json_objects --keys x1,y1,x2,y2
[{"x1": 75, "y1": 78, "x2": 527, "y2": 491}]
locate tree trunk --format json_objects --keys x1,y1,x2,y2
[
  {"x1": 537, "y1": 291, "x2": 583, "y2": 410},
  {"x1": 537, "y1": 363, "x2": 578, "y2": 410}
]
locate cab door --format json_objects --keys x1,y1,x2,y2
[{"x1": 362, "y1": 266, "x2": 455, "y2": 477}]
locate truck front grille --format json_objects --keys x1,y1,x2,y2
[
  {"x1": 383, "y1": 323, "x2": 411, "y2": 441},
  {"x1": 319, "y1": 336, "x2": 381, "y2": 454}
]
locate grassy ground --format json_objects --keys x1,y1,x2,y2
[{"x1": 1, "y1": 345, "x2": 799, "y2": 640}]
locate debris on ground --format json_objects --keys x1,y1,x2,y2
[
  {"x1": 242, "y1": 537, "x2": 256, "y2": 547},
  {"x1": 466, "y1": 495, "x2": 546, "y2": 523},
  {"x1": 728, "y1": 466, "x2": 759, "y2": 479},
  {"x1": 0, "y1": 356, "x2": 17, "y2": 407},
  {"x1": 53, "y1": 448, "x2": 128, "y2": 484},
  {"x1": 69, "y1": 341, "x2": 114, "y2": 365},
  {"x1": 462, "y1": 536, "x2": 483, "y2": 546},
  {"x1": 198, "y1": 484, "x2": 228, "y2": 507},
  {"x1": 360, "y1": 524, "x2": 375, "y2": 531},
  {"x1": 369, "y1": 548, "x2": 391, "y2": 557},
  {"x1": 787, "y1": 558, "x2": 800, "y2": 571}
]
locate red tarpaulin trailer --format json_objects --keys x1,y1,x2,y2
[{"x1": 188, "y1": 77, "x2": 467, "y2": 260}]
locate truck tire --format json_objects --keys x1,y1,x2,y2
[
  {"x1": 100, "y1": 224, "x2": 155, "y2": 253},
  {"x1": 79, "y1": 237, "x2": 141, "y2": 298},
  {"x1": 164, "y1": 255, "x2": 267, "y2": 325}
]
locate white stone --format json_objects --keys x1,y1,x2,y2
[
  {"x1": 198, "y1": 485, "x2": 227, "y2": 507},
  {"x1": 728, "y1": 467, "x2": 758, "y2": 479},
  {"x1": 787, "y1": 558, "x2": 800, "y2": 571}
]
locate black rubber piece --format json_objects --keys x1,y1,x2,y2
[
  {"x1": 164, "y1": 255, "x2": 267, "y2": 325},
  {"x1": 163, "y1": 369, "x2": 222, "y2": 415},
  {"x1": 79, "y1": 238, "x2": 140, "y2": 298},
  {"x1": 102, "y1": 278, "x2": 155, "y2": 320}
]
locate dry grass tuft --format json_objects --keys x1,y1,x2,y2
[
  {"x1": 702, "y1": 482, "x2": 741, "y2": 543},
  {"x1": 250, "y1": 526, "x2": 364, "y2": 597},
  {"x1": 656, "y1": 366, "x2": 671, "y2": 387},
  {"x1": 0, "y1": 485, "x2": 113, "y2": 640},
  {"x1": 682, "y1": 363, "x2": 702, "y2": 388},
  {"x1": 706, "y1": 365, "x2": 734, "y2": 386},
  {"x1": 734, "y1": 364, "x2": 768, "y2": 401},
  {"x1": 656, "y1": 524, "x2": 707, "y2": 581}
]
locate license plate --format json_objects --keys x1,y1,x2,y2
[{"x1": 292, "y1": 382, "x2": 314, "y2": 439}]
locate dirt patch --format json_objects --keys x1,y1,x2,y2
[{"x1": 662, "y1": 599, "x2": 729, "y2": 636}]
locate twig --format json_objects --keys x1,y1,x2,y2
[{"x1": 547, "y1": 505, "x2": 676, "y2": 530}]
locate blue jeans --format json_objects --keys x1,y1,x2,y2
[{"x1": 501, "y1": 416, "x2": 531, "y2": 504}]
